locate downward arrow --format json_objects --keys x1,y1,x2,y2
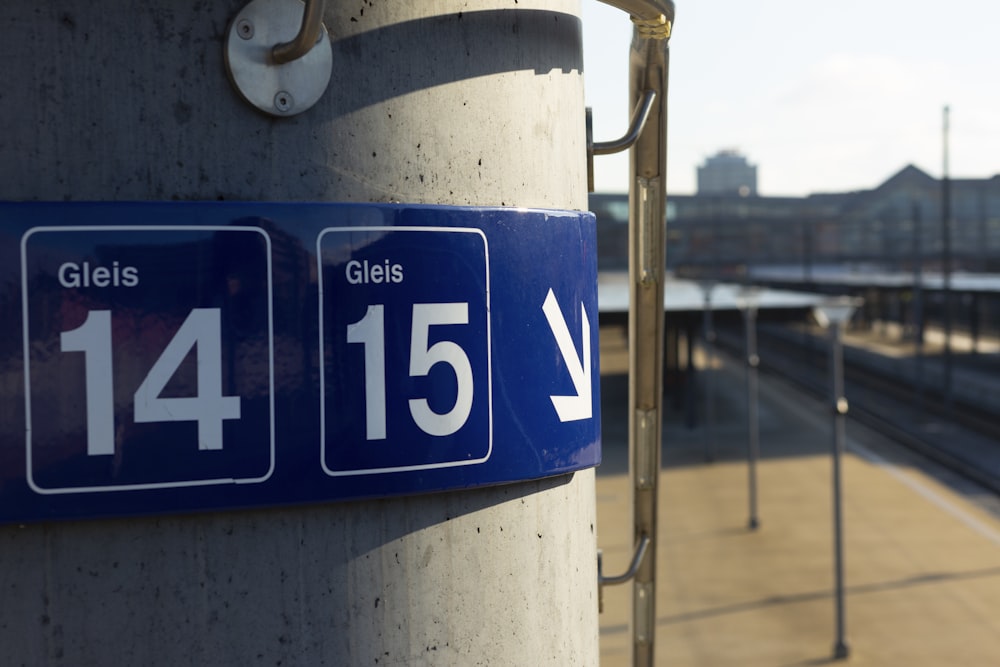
[{"x1": 542, "y1": 288, "x2": 592, "y2": 422}]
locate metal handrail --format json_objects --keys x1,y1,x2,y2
[
  {"x1": 592, "y1": 3, "x2": 673, "y2": 665},
  {"x1": 625, "y1": 30, "x2": 670, "y2": 665}
]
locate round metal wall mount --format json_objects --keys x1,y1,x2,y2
[{"x1": 225, "y1": 0, "x2": 333, "y2": 117}]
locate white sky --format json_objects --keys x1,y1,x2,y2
[{"x1": 581, "y1": 0, "x2": 1000, "y2": 196}]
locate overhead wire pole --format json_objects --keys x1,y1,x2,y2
[
  {"x1": 813, "y1": 297, "x2": 860, "y2": 661},
  {"x1": 741, "y1": 292, "x2": 761, "y2": 531},
  {"x1": 941, "y1": 104, "x2": 953, "y2": 411}
]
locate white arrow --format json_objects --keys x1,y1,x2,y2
[{"x1": 542, "y1": 288, "x2": 592, "y2": 422}]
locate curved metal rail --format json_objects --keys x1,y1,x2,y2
[
  {"x1": 593, "y1": 91, "x2": 658, "y2": 156},
  {"x1": 272, "y1": 0, "x2": 327, "y2": 64}
]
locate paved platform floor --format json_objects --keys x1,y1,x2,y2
[{"x1": 596, "y1": 323, "x2": 1000, "y2": 666}]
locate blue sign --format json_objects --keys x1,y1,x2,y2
[
  {"x1": 0, "y1": 202, "x2": 600, "y2": 524},
  {"x1": 319, "y1": 226, "x2": 492, "y2": 475},
  {"x1": 20, "y1": 226, "x2": 275, "y2": 495}
]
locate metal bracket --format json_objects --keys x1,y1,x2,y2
[
  {"x1": 597, "y1": 534, "x2": 650, "y2": 612},
  {"x1": 586, "y1": 91, "x2": 657, "y2": 192},
  {"x1": 593, "y1": 91, "x2": 657, "y2": 156},
  {"x1": 225, "y1": 0, "x2": 333, "y2": 117}
]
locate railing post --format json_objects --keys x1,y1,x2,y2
[{"x1": 626, "y1": 14, "x2": 672, "y2": 665}]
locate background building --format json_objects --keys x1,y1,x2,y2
[
  {"x1": 697, "y1": 149, "x2": 758, "y2": 196},
  {"x1": 591, "y1": 164, "x2": 1000, "y2": 276}
]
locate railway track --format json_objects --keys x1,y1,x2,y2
[{"x1": 713, "y1": 322, "x2": 1000, "y2": 495}]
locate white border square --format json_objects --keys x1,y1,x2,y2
[
  {"x1": 316, "y1": 226, "x2": 493, "y2": 477},
  {"x1": 21, "y1": 226, "x2": 276, "y2": 494}
]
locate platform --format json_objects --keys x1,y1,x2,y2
[{"x1": 596, "y1": 322, "x2": 1000, "y2": 665}]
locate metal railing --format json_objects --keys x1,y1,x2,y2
[{"x1": 592, "y1": 3, "x2": 674, "y2": 665}]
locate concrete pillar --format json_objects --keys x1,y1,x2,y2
[{"x1": 0, "y1": 2, "x2": 598, "y2": 664}]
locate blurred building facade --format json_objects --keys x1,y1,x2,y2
[{"x1": 591, "y1": 164, "x2": 1000, "y2": 277}]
